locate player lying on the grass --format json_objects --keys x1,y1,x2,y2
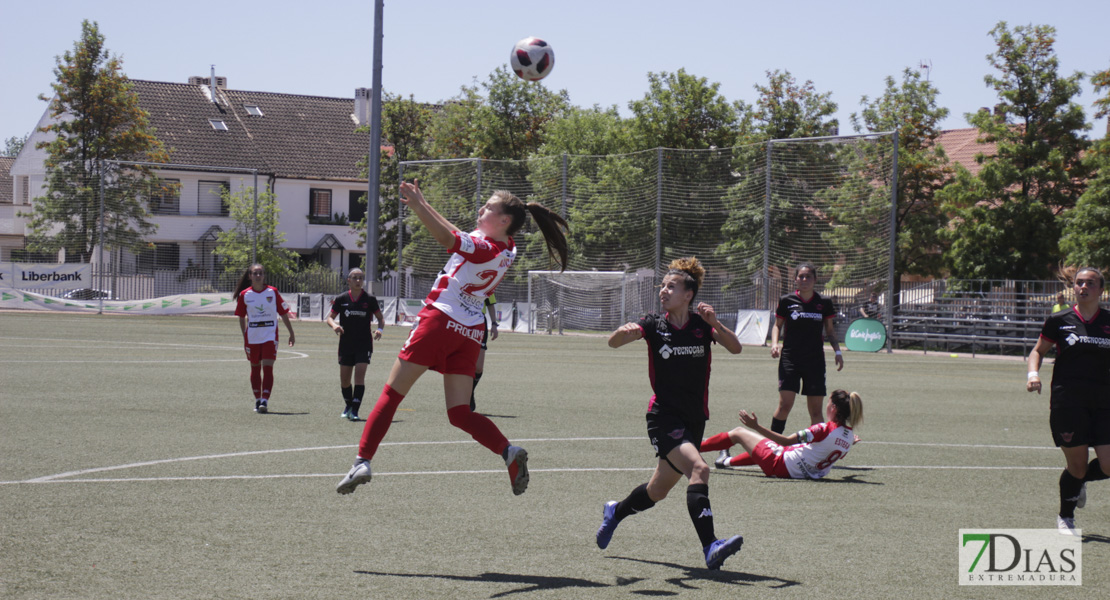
[
  {"x1": 596, "y1": 257, "x2": 746, "y2": 571},
  {"x1": 337, "y1": 180, "x2": 568, "y2": 498},
  {"x1": 703, "y1": 390, "x2": 863, "y2": 480},
  {"x1": 1027, "y1": 265, "x2": 1110, "y2": 536}
]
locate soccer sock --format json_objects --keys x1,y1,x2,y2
[
  {"x1": 727, "y1": 452, "x2": 757, "y2": 467},
  {"x1": 614, "y1": 483, "x2": 656, "y2": 522},
  {"x1": 1085, "y1": 458, "x2": 1110, "y2": 482},
  {"x1": 352, "y1": 385, "x2": 365, "y2": 409},
  {"x1": 261, "y1": 365, "x2": 274, "y2": 400},
  {"x1": 1060, "y1": 469, "x2": 1084, "y2": 519},
  {"x1": 700, "y1": 432, "x2": 733, "y2": 452},
  {"x1": 770, "y1": 417, "x2": 787, "y2": 434},
  {"x1": 357, "y1": 385, "x2": 404, "y2": 460},
  {"x1": 470, "y1": 372, "x2": 483, "y2": 407},
  {"x1": 446, "y1": 405, "x2": 510, "y2": 455},
  {"x1": 250, "y1": 365, "x2": 262, "y2": 399},
  {"x1": 686, "y1": 483, "x2": 717, "y2": 548},
  {"x1": 341, "y1": 386, "x2": 353, "y2": 410}
]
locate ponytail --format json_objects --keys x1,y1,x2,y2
[
  {"x1": 493, "y1": 190, "x2": 570, "y2": 272},
  {"x1": 233, "y1": 263, "x2": 264, "y2": 299},
  {"x1": 829, "y1": 389, "x2": 863, "y2": 429}
]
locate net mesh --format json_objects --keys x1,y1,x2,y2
[{"x1": 398, "y1": 134, "x2": 896, "y2": 333}]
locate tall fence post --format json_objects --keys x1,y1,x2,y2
[
  {"x1": 763, "y1": 140, "x2": 773, "y2": 310},
  {"x1": 886, "y1": 131, "x2": 899, "y2": 353},
  {"x1": 97, "y1": 160, "x2": 106, "y2": 315},
  {"x1": 251, "y1": 169, "x2": 258, "y2": 266},
  {"x1": 655, "y1": 148, "x2": 663, "y2": 284},
  {"x1": 397, "y1": 161, "x2": 405, "y2": 300}
]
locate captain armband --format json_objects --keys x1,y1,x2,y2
[{"x1": 796, "y1": 430, "x2": 812, "y2": 443}]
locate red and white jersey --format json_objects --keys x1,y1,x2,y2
[
  {"x1": 235, "y1": 285, "x2": 290, "y2": 345},
  {"x1": 424, "y1": 230, "x2": 516, "y2": 327},
  {"x1": 782, "y1": 421, "x2": 854, "y2": 479}
]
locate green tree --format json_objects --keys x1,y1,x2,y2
[
  {"x1": 627, "y1": 69, "x2": 745, "y2": 150},
  {"x1": 2, "y1": 134, "x2": 28, "y2": 157},
  {"x1": 23, "y1": 20, "x2": 168, "y2": 263},
  {"x1": 850, "y1": 67, "x2": 952, "y2": 280},
  {"x1": 748, "y1": 69, "x2": 838, "y2": 142},
  {"x1": 939, "y1": 22, "x2": 1091, "y2": 280},
  {"x1": 1060, "y1": 65, "x2": 1110, "y2": 269},
  {"x1": 214, "y1": 186, "x2": 298, "y2": 277}
]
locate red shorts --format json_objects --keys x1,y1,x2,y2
[
  {"x1": 246, "y1": 341, "x2": 277, "y2": 363},
  {"x1": 752, "y1": 439, "x2": 791, "y2": 478},
  {"x1": 398, "y1": 306, "x2": 483, "y2": 376}
]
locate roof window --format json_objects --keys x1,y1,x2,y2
[
  {"x1": 209, "y1": 119, "x2": 228, "y2": 131},
  {"x1": 244, "y1": 104, "x2": 263, "y2": 116}
]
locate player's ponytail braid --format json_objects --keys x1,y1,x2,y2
[
  {"x1": 666, "y1": 257, "x2": 705, "y2": 300},
  {"x1": 496, "y1": 191, "x2": 570, "y2": 272},
  {"x1": 830, "y1": 389, "x2": 863, "y2": 429}
]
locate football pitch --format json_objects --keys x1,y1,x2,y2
[{"x1": 1, "y1": 311, "x2": 1105, "y2": 599}]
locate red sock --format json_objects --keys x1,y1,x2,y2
[
  {"x1": 728, "y1": 452, "x2": 757, "y2": 467},
  {"x1": 261, "y1": 365, "x2": 274, "y2": 399},
  {"x1": 700, "y1": 431, "x2": 734, "y2": 452},
  {"x1": 250, "y1": 365, "x2": 262, "y2": 399},
  {"x1": 446, "y1": 405, "x2": 509, "y2": 455},
  {"x1": 358, "y1": 385, "x2": 405, "y2": 460}
]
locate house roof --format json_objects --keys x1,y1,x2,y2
[
  {"x1": 130, "y1": 79, "x2": 372, "y2": 181},
  {"x1": 0, "y1": 156, "x2": 14, "y2": 204},
  {"x1": 934, "y1": 128, "x2": 997, "y2": 176}
]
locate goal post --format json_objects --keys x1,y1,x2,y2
[{"x1": 527, "y1": 270, "x2": 654, "y2": 334}]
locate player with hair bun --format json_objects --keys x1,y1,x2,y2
[
  {"x1": 597, "y1": 257, "x2": 746, "y2": 570},
  {"x1": 337, "y1": 181, "x2": 569, "y2": 499},
  {"x1": 1027, "y1": 266, "x2": 1110, "y2": 535},
  {"x1": 705, "y1": 390, "x2": 863, "y2": 480}
]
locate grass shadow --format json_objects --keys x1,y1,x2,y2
[
  {"x1": 354, "y1": 569, "x2": 638, "y2": 598},
  {"x1": 608, "y1": 556, "x2": 799, "y2": 590}
]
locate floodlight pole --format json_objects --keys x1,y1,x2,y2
[{"x1": 366, "y1": 0, "x2": 385, "y2": 285}]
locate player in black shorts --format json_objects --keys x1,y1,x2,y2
[
  {"x1": 327, "y1": 268, "x2": 385, "y2": 421},
  {"x1": 1027, "y1": 266, "x2": 1110, "y2": 535},
  {"x1": 768, "y1": 262, "x2": 843, "y2": 434},
  {"x1": 596, "y1": 257, "x2": 745, "y2": 570},
  {"x1": 470, "y1": 294, "x2": 498, "y2": 411}
]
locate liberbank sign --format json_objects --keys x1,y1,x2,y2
[{"x1": 0, "y1": 262, "x2": 92, "y2": 291}]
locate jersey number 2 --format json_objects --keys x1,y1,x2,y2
[{"x1": 461, "y1": 270, "x2": 499, "y2": 295}]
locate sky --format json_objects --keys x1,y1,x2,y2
[{"x1": 2, "y1": 0, "x2": 1109, "y2": 147}]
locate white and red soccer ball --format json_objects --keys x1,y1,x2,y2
[{"x1": 510, "y1": 37, "x2": 554, "y2": 82}]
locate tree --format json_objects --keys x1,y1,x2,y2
[
  {"x1": 748, "y1": 69, "x2": 838, "y2": 142},
  {"x1": 1060, "y1": 65, "x2": 1110, "y2": 269},
  {"x1": 2, "y1": 134, "x2": 28, "y2": 157},
  {"x1": 939, "y1": 22, "x2": 1091, "y2": 280},
  {"x1": 627, "y1": 69, "x2": 745, "y2": 150},
  {"x1": 22, "y1": 20, "x2": 168, "y2": 263},
  {"x1": 214, "y1": 186, "x2": 298, "y2": 277},
  {"x1": 850, "y1": 67, "x2": 952, "y2": 280}
]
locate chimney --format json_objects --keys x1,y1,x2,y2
[
  {"x1": 354, "y1": 88, "x2": 372, "y2": 126},
  {"x1": 210, "y1": 65, "x2": 217, "y2": 105}
]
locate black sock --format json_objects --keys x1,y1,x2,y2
[
  {"x1": 1060, "y1": 469, "x2": 1084, "y2": 519},
  {"x1": 470, "y1": 372, "x2": 483, "y2": 410},
  {"x1": 686, "y1": 483, "x2": 716, "y2": 548},
  {"x1": 341, "y1": 386, "x2": 353, "y2": 410},
  {"x1": 614, "y1": 483, "x2": 656, "y2": 522},
  {"x1": 770, "y1": 417, "x2": 787, "y2": 434},
  {"x1": 352, "y1": 385, "x2": 365, "y2": 408},
  {"x1": 1085, "y1": 459, "x2": 1110, "y2": 482}
]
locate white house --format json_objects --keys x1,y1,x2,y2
[{"x1": 4, "y1": 76, "x2": 380, "y2": 280}]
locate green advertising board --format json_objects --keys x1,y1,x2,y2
[{"x1": 845, "y1": 318, "x2": 886, "y2": 352}]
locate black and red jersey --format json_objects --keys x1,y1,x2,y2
[
  {"x1": 1040, "y1": 306, "x2": 1110, "y2": 391},
  {"x1": 637, "y1": 312, "x2": 717, "y2": 423},
  {"x1": 330, "y1": 290, "x2": 381, "y2": 353},
  {"x1": 775, "y1": 291, "x2": 836, "y2": 361}
]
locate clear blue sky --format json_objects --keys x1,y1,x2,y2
[{"x1": 2, "y1": 0, "x2": 1108, "y2": 146}]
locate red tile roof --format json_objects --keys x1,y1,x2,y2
[{"x1": 933, "y1": 128, "x2": 997, "y2": 176}]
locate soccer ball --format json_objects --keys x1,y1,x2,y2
[{"x1": 510, "y1": 37, "x2": 554, "y2": 82}]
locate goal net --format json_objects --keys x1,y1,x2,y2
[{"x1": 527, "y1": 270, "x2": 655, "y2": 334}]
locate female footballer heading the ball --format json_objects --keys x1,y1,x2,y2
[
  {"x1": 597, "y1": 257, "x2": 746, "y2": 570},
  {"x1": 233, "y1": 264, "x2": 295, "y2": 414},
  {"x1": 337, "y1": 181, "x2": 568, "y2": 497},
  {"x1": 769, "y1": 262, "x2": 843, "y2": 433},
  {"x1": 703, "y1": 389, "x2": 863, "y2": 479},
  {"x1": 1027, "y1": 266, "x2": 1110, "y2": 535}
]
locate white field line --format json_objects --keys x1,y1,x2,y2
[
  {"x1": 0, "y1": 336, "x2": 308, "y2": 361},
  {"x1": 1, "y1": 437, "x2": 1062, "y2": 486}
]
